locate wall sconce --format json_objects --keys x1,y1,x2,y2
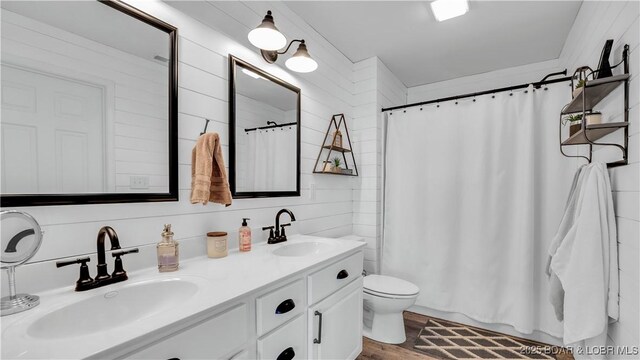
[{"x1": 248, "y1": 10, "x2": 318, "y2": 73}]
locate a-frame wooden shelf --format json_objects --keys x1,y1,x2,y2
[{"x1": 313, "y1": 114, "x2": 358, "y2": 176}]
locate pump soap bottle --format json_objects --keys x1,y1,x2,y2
[
  {"x1": 239, "y1": 218, "x2": 252, "y2": 252},
  {"x1": 157, "y1": 224, "x2": 179, "y2": 272}
]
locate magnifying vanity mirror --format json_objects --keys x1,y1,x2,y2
[
  {"x1": 229, "y1": 55, "x2": 301, "y2": 198},
  {"x1": 0, "y1": 0, "x2": 178, "y2": 206},
  {"x1": 1, "y1": 210, "x2": 44, "y2": 316}
]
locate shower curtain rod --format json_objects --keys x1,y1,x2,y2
[
  {"x1": 381, "y1": 70, "x2": 571, "y2": 113},
  {"x1": 244, "y1": 121, "x2": 297, "y2": 132}
]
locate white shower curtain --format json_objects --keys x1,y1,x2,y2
[{"x1": 383, "y1": 84, "x2": 577, "y2": 337}]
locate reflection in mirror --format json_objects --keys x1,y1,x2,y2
[
  {"x1": 230, "y1": 56, "x2": 300, "y2": 198},
  {"x1": 0, "y1": 1, "x2": 177, "y2": 206}
]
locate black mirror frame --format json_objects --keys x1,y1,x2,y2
[
  {"x1": 0, "y1": 0, "x2": 178, "y2": 207},
  {"x1": 228, "y1": 55, "x2": 301, "y2": 199}
]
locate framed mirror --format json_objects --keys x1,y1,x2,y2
[
  {"x1": 229, "y1": 55, "x2": 301, "y2": 198},
  {"x1": 0, "y1": 0, "x2": 178, "y2": 207}
]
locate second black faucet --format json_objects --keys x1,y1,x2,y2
[{"x1": 263, "y1": 209, "x2": 296, "y2": 244}]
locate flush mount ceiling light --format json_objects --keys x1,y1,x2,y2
[
  {"x1": 248, "y1": 10, "x2": 318, "y2": 73},
  {"x1": 430, "y1": 0, "x2": 469, "y2": 22}
]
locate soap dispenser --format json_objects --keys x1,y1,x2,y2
[
  {"x1": 157, "y1": 224, "x2": 179, "y2": 272},
  {"x1": 239, "y1": 218, "x2": 252, "y2": 252}
]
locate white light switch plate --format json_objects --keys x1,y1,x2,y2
[{"x1": 130, "y1": 175, "x2": 149, "y2": 189}]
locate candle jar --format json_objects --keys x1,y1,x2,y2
[{"x1": 207, "y1": 232, "x2": 228, "y2": 258}]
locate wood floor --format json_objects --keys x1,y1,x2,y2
[{"x1": 357, "y1": 311, "x2": 438, "y2": 360}]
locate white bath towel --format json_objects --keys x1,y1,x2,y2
[
  {"x1": 547, "y1": 163, "x2": 619, "y2": 346},
  {"x1": 546, "y1": 165, "x2": 589, "y2": 321}
]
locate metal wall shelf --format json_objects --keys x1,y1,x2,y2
[
  {"x1": 562, "y1": 74, "x2": 630, "y2": 114},
  {"x1": 561, "y1": 122, "x2": 629, "y2": 145},
  {"x1": 313, "y1": 114, "x2": 358, "y2": 176},
  {"x1": 559, "y1": 44, "x2": 630, "y2": 167}
]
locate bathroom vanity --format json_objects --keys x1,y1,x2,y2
[{"x1": 0, "y1": 236, "x2": 364, "y2": 360}]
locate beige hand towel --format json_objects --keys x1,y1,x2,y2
[{"x1": 190, "y1": 132, "x2": 232, "y2": 206}]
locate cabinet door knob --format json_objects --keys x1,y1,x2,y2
[
  {"x1": 336, "y1": 269, "x2": 349, "y2": 279},
  {"x1": 276, "y1": 347, "x2": 295, "y2": 360},
  {"x1": 275, "y1": 298, "x2": 296, "y2": 314}
]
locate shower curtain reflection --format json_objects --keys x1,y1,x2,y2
[{"x1": 237, "y1": 127, "x2": 296, "y2": 192}]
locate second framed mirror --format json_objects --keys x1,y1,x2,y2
[{"x1": 229, "y1": 55, "x2": 301, "y2": 198}]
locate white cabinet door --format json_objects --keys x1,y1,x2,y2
[
  {"x1": 308, "y1": 278, "x2": 363, "y2": 360},
  {"x1": 124, "y1": 304, "x2": 247, "y2": 360}
]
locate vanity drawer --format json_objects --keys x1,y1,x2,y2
[
  {"x1": 256, "y1": 279, "x2": 304, "y2": 336},
  {"x1": 126, "y1": 304, "x2": 247, "y2": 360},
  {"x1": 257, "y1": 315, "x2": 305, "y2": 360},
  {"x1": 308, "y1": 252, "x2": 363, "y2": 305}
]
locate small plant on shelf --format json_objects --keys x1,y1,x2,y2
[
  {"x1": 563, "y1": 114, "x2": 583, "y2": 136},
  {"x1": 331, "y1": 157, "x2": 342, "y2": 173},
  {"x1": 572, "y1": 79, "x2": 587, "y2": 98}
]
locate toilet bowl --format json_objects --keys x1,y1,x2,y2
[
  {"x1": 363, "y1": 275, "x2": 419, "y2": 344},
  {"x1": 338, "y1": 236, "x2": 420, "y2": 344}
]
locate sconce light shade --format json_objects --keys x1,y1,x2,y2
[
  {"x1": 248, "y1": 10, "x2": 287, "y2": 51},
  {"x1": 285, "y1": 41, "x2": 318, "y2": 73}
]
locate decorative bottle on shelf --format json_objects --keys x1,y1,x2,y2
[
  {"x1": 157, "y1": 224, "x2": 179, "y2": 272},
  {"x1": 332, "y1": 130, "x2": 343, "y2": 148}
]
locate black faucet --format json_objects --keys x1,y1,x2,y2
[
  {"x1": 263, "y1": 209, "x2": 296, "y2": 244},
  {"x1": 56, "y1": 226, "x2": 138, "y2": 291},
  {"x1": 96, "y1": 226, "x2": 121, "y2": 281}
]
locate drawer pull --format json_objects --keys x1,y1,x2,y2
[
  {"x1": 313, "y1": 310, "x2": 323, "y2": 344},
  {"x1": 336, "y1": 269, "x2": 349, "y2": 279},
  {"x1": 276, "y1": 347, "x2": 295, "y2": 360},
  {"x1": 275, "y1": 299, "x2": 296, "y2": 314}
]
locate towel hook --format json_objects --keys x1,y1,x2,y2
[{"x1": 200, "y1": 119, "x2": 211, "y2": 136}]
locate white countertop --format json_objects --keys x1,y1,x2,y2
[{"x1": 1, "y1": 235, "x2": 365, "y2": 359}]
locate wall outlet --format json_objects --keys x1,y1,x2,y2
[{"x1": 130, "y1": 175, "x2": 149, "y2": 189}]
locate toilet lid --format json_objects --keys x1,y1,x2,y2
[{"x1": 363, "y1": 275, "x2": 419, "y2": 297}]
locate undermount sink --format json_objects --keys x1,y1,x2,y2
[
  {"x1": 27, "y1": 278, "x2": 198, "y2": 339},
  {"x1": 273, "y1": 241, "x2": 334, "y2": 257}
]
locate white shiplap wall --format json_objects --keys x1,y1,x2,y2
[
  {"x1": 352, "y1": 57, "x2": 407, "y2": 274},
  {"x1": 558, "y1": 1, "x2": 639, "y2": 354},
  {"x1": 0, "y1": 0, "x2": 356, "y2": 295}
]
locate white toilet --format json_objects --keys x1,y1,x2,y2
[{"x1": 338, "y1": 236, "x2": 420, "y2": 344}]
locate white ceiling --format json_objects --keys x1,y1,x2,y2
[{"x1": 285, "y1": 1, "x2": 582, "y2": 87}]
